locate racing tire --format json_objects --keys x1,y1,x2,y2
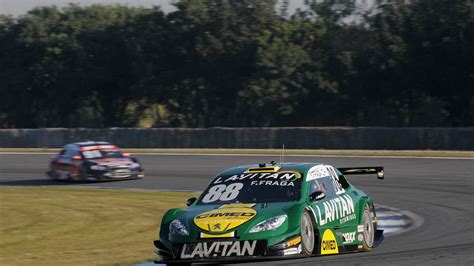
[
  {"x1": 362, "y1": 204, "x2": 375, "y2": 251},
  {"x1": 301, "y1": 210, "x2": 316, "y2": 255},
  {"x1": 78, "y1": 164, "x2": 88, "y2": 181}
]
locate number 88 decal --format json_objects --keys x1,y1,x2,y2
[{"x1": 201, "y1": 183, "x2": 244, "y2": 203}]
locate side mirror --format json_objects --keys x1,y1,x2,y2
[
  {"x1": 186, "y1": 197, "x2": 197, "y2": 206},
  {"x1": 309, "y1": 191, "x2": 325, "y2": 201}
]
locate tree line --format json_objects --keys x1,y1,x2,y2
[{"x1": 0, "y1": 0, "x2": 472, "y2": 128}]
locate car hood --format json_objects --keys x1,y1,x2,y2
[
  {"x1": 87, "y1": 158, "x2": 133, "y2": 167},
  {"x1": 179, "y1": 202, "x2": 297, "y2": 234}
]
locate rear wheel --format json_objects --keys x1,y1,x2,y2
[
  {"x1": 362, "y1": 205, "x2": 375, "y2": 251},
  {"x1": 301, "y1": 211, "x2": 315, "y2": 255}
]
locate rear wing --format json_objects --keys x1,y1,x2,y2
[{"x1": 338, "y1": 167, "x2": 384, "y2": 179}]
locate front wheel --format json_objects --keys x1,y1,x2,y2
[
  {"x1": 77, "y1": 164, "x2": 88, "y2": 181},
  {"x1": 48, "y1": 164, "x2": 59, "y2": 179},
  {"x1": 301, "y1": 211, "x2": 315, "y2": 255},
  {"x1": 362, "y1": 205, "x2": 375, "y2": 251}
]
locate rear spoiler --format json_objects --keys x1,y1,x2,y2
[{"x1": 338, "y1": 167, "x2": 384, "y2": 179}]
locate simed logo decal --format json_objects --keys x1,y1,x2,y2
[
  {"x1": 321, "y1": 229, "x2": 339, "y2": 255},
  {"x1": 194, "y1": 207, "x2": 256, "y2": 232}
]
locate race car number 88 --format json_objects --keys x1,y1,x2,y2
[{"x1": 202, "y1": 183, "x2": 243, "y2": 203}]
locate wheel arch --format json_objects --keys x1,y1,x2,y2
[
  {"x1": 359, "y1": 197, "x2": 376, "y2": 220},
  {"x1": 359, "y1": 197, "x2": 378, "y2": 234},
  {"x1": 304, "y1": 205, "x2": 321, "y2": 255}
]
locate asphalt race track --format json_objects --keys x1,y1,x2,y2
[{"x1": 1, "y1": 153, "x2": 473, "y2": 265}]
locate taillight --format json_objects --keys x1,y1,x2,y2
[
  {"x1": 123, "y1": 153, "x2": 130, "y2": 157},
  {"x1": 73, "y1": 156, "x2": 82, "y2": 160}
]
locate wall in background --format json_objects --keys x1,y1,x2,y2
[{"x1": 0, "y1": 127, "x2": 472, "y2": 150}]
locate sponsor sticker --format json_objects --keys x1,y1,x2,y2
[
  {"x1": 357, "y1": 225, "x2": 364, "y2": 233},
  {"x1": 358, "y1": 234, "x2": 364, "y2": 241},
  {"x1": 315, "y1": 194, "x2": 356, "y2": 226},
  {"x1": 286, "y1": 236, "x2": 302, "y2": 247},
  {"x1": 194, "y1": 207, "x2": 256, "y2": 232},
  {"x1": 213, "y1": 171, "x2": 301, "y2": 184},
  {"x1": 342, "y1": 231, "x2": 356, "y2": 244},
  {"x1": 307, "y1": 165, "x2": 330, "y2": 181},
  {"x1": 200, "y1": 231, "x2": 235, "y2": 238},
  {"x1": 250, "y1": 180, "x2": 295, "y2": 187},
  {"x1": 321, "y1": 229, "x2": 339, "y2": 255},
  {"x1": 180, "y1": 240, "x2": 262, "y2": 258}
]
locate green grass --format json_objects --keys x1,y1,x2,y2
[{"x1": 0, "y1": 187, "x2": 196, "y2": 265}]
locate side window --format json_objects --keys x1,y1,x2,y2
[
  {"x1": 309, "y1": 179, "x2": 321, "y2": 195},
  {"x1": 64, "y1": 146, "x2": 72, "y2": 157},
  {"x1": 327, "y1": 165, "x2": 345, "y2": 195},
  {"x1": 65, "y1": 145, "x2": 78, "y2": 157},
  {"x1": 72, "y1": 147, "x2": 80, "y2": 157},
  {"x1": 337, "y1": 174, "x2": 350, "y2": 189},
  {"x1": 310, "y1": 177, "x2": 336, "y2": 197},
  {"x1": 332, "y1": 167, "x2": 350, "y2": 189}
]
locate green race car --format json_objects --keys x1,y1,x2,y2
[{"x1": 154, "y1": 162, "x2": 384, "y2": 264}]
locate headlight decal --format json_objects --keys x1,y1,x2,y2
[
  {"x1": 90, "y1": 165, "x2": 106, "y2": 171},
  {"x1": 249, "y1": 214, "x2": 287, "y2": 233},
  {"x1": 130, "y1": 163, "x2": 140, "y2": 168},
  {"x1": 169, "y1": 219, "x2": 189, "y2": 236}
]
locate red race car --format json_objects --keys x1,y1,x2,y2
[{"x1": 47, "y1": 141, "x2": 144, "y2": 181}]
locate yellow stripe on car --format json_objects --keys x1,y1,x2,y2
[{"x1": 200, "y1": 231, "x2": 235, "y2": 238}]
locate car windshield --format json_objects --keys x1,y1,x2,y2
[
  {"x1": 81, "y1": 149, "x2": 123, "y2": 159},
  {"x1": 197, "y1": 171, "x2": 302, "y2": 205}
]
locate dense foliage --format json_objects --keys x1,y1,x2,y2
[{"x1": 0, "y1": 0, "x2": 472, "y2": 128}]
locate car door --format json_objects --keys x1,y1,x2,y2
[
  {"x1": 307, "y1": 172, "x2": 338, "y2": 230},
  {"x1": 307, "y1": 164, "x2": 358, "y2": 252},
  {"x1": 334, "y1": 169, "x2": 362, "y2": 230},
  {"x1": 327, "y1": 166, "x2": 360, "y2": 246}
]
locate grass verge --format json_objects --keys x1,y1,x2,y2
[
  {"x1": 0, "y1": 186, "x2": 196, "y2": 266},
  {"x1": 0, "y1": 148, "x2": 473, "y2": 158}
]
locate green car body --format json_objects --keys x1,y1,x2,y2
[{"x1": 154, "y1": 162, "x2": 384, "y2": 264}]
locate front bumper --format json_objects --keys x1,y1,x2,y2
[
  {"x1": 154, "y1": 235, "x2": 303, "y2": 263},
  {"x1": 84, "y1": 168, "x2": 144, "y2": 181}
]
